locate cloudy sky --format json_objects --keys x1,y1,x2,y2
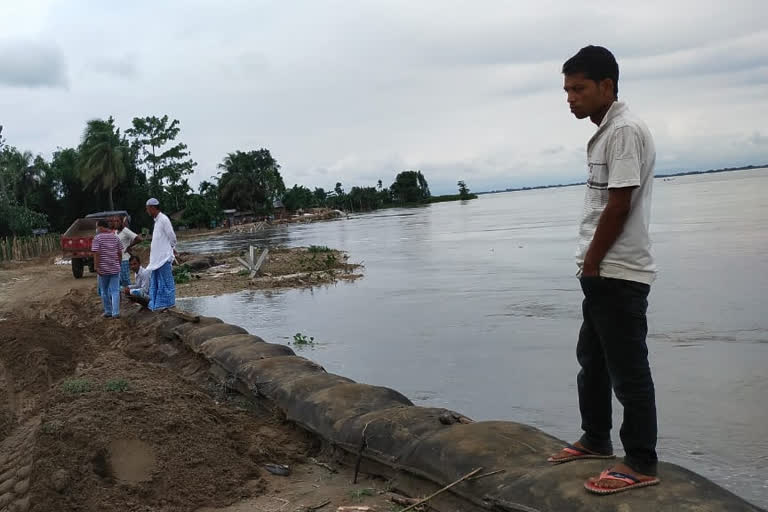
[{"x1": 1, "y1": 1, "x2": 767, "y2": 194}]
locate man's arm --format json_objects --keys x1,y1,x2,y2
[
  {"x1": 582, "y1": 187, "x2": 634, "y2": 276},
  {"x1": 126, "y1": 229, "x2": 143, "y2": 251},
  {"x1": 91, "y1": 237, "x2": 101, "y2": 275},
  {"x1": 165, "y1": 217, "x2": 177, "y2": 248}
]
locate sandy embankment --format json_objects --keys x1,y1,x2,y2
[{"x1": 0, "y1": 259, "x2": 396, "y2": 512}]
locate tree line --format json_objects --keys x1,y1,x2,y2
[{"x1": 0, "y1": 117, "x2": 474, "y2": 237}]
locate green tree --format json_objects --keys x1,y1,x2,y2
[
  {"x1": 78, "y1": 117, "x2": 127, "y2": 211},
  {"x1": 126, "y1": 115, "x2": 197, "y2": 211},
  {"x1": 282, "y1": 184, "x2": 315, "y2": 211},
  {"x1": 390, "y1": 170, "x2": 430, "y2": 203},
  {"x1": 181, "y1": 181, "x2": 222, "y2": 228},
  {"x1": 347, "y1": 186, "x2": 381, "y2": 211},
  {"x1": 0, "y1": 147, "x2": 45, "y2": 208},
  {"x1": 217, "y1": 149, "x2": 285, "y2": 213},
  {"x1": 458, "y1": 180, "x2": 471, "y2": 199},
  {"x1": 0, "y1": 126, "x2": 6, "y2": 201},
  {"x1": 0, "y1": 201, "x2": 48, "y2": 236},
  {"x1": 10, "y1": 150, "x2": 35, "y2": 207},
  {"x1": 313, "y1": 187, "x2": 327, "y2": 207}
]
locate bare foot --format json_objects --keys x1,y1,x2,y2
[{"x1": 587, "y1": 463, "x2": 657, "y2": 490}]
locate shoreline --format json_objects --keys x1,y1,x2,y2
[
  {"x1": 0, "y1": 261, "x2": 399, "y2": 512},
  {"x1": 0, "y1": 254, "x2": 764, "y2": 511}
]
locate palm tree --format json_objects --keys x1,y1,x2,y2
[
  {"x1": 217, "y1": 149, "x2": 285, "y2": 213},
  {"x1": 78, "y1": 118, "x2": 126, "y2": 210}
]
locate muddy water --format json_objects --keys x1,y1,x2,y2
[{"x1": 179, "y1": 168, "x2": 768, "y2": 508}]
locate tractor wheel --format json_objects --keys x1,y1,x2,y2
[{"x1": 72, "y1": 258, "x2": 84, "y2": 279}]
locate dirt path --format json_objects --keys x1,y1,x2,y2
[{"x1": 0, "y1": 261, "x2": 398, "y2": 512}]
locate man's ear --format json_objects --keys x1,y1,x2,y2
[{"x1": 600, "y1": 78, "x2": 614, "y2": 98}]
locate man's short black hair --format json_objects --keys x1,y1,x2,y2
[
  {"x1": 562, "y1": 45, "x2": 619, "y2": 97},
  {"x1": 129, "y1": 255, "x2": 141, "y2": 264},
  {"x1": 97, "y1": 219, "x2": 109, "y2": 228}
]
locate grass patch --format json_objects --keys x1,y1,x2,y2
[
  {"x1": 237, "y1": 268, "x2": 250, "y2": 276},
  {"x1": 173, "y1": 264, "x2": 192, "y2": 284},
  {"x1": 61, "y1": 378, "x2": 92, "y2": 394},
  {"x1": 308, "y1": 245, "x2": 332, "y2": 253},
  {"x1": 104, "y1": 379, "x2": 131, "y2": 392},
  {"x1": 349, "y1": 488, "x2": 376, "y2": 502},
  {"x1": 41, "y1": 420, "x2": 64, "y2": 435}
]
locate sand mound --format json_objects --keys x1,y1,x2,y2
[{"x1": 0, "y1": 295, "x2": 312, "y2": 512}]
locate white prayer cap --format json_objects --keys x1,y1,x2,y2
[{"x1": 146, "y1": 198, "x2": 160, "y2": 206}]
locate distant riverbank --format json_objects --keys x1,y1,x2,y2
[{"x1": 478, "y1": 163, "x2": 768, "y2": 195}]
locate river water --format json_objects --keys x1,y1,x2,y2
[{"x1": 179, "y1": 168, "x2": 768, "y2": 508}]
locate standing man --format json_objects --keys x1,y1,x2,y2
[
  {"x1": 117, "y1": 216, "x2": 142, "y2": 287},
  {"x1": 145, "y1": 198, "x2": 177, "y2": 311},
  {"x1": 547, "y1": 46, "x2": 659, "y2": 495},
  {"x1": 91, "y1": 219, "x2": 123, "y2": 318}
]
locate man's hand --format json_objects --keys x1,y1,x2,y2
[
  {"x1": 583, "y1": 187, "x2": 634, "y2": 277},
  {"x1": 582, "y1": 261, "x2": 600, "y2": 277}
]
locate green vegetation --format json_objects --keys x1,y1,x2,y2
[
  {"x1": 217, "y1": 149, "x2": 285, "y2": 216},
  {"x1": 173, "y1": 264, "x2": 192, "y2": 284},
  {"x1": 104, "y1": 379, "x2": 131, "y2": 392},
  {"x1": 61, "y1": 379, "x2": 92, "y2": 394},
  {"x1": 299, "y1": 247, "x2": 339, "y2": 270},
  {"x1": 348, "y1": 488, "x2": 376, "y2": 502},
  {"x1": 0, "y1": 120, "x2": 476, "y2": 238},
  {"x1": 292, "y1": 332, "x2": 315, "y2": 345},
  {"x1": 41, "y1": 420, "x2": 64, "y2": 436}
]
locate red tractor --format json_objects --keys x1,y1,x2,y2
[{"x1": 61, "y1": 211, "x2": 129, "y2": 278}]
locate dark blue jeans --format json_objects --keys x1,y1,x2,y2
[{"x1": 577, "y1": 276, "x2": 658, "y2": 476}]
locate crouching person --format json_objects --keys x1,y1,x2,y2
[{"x1": 124, "y1": 255, "x2": 150, "y2": 306}]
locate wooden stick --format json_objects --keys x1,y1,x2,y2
[
  {"x1": 310, "y1": 457, "x2": 337, "y2": 473},
  {"x1": 353, "y1": 421, "x2": 371, "y2": 484},
  {"x1": 308, "y1": 499, "x2": 330, "y2": 510},
  {"x1": 399, "y1": 467, "x2": 483, "y2": 512},
  {"x1": 467, "y1": 469, "x2": 506, "y2": 481}
]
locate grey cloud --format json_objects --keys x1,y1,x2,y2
[
  {"x1": 540, "y1": 145, "x2": 565, "y2": 155},
  {"x1": 87, "y1": 54, "x2": 137, "y2": 78},
  {"x1": 625, "y1": 31, "x2": 768, "y2": 80},
  {"x1": 0, "y1": 40, "x2": 67, "y2": 88},
  {"x1": 750, "y1": 132, "x2": 768, "y2": 146}
]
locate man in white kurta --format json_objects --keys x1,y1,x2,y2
[{"x1": 145, "y1": 198, "x2": 177, "y2": 311}]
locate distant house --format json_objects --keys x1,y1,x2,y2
[
  {"x1": 222, "y1": 209, "x2": 237, "y2": 228},
  {"x1": 272, "y1": 198, "x2": 287, "y2": 219}
]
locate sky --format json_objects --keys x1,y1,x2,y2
[{"x1": 1, "y1": 1, "x2": 767, "y2": 195}]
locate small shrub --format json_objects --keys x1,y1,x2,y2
[
  {"x1": 61, "y1": 379, "x2": 91, "y2": 394},
  {"x1": 308, "y1": 245, "x2": 332, "y2": 254},
  {"x1": 349, "y1": 488, "x2": 376, "y2": 502},
  {"x1": 41, "y1": 420, "x2": 64, "y2": 435},
  {"x1": 173, "y1": 264, "x2": 192, "y2": 284},
  {"x1": 292, "y1": 332, "x2": 315, "y2": 345},
  {"x1": 105, "y1": 379, "x2": 130, "y2": 392}
]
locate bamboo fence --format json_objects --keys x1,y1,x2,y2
[{"x1": 0, "y1": 234, "x2": 61, "y2": 262}]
